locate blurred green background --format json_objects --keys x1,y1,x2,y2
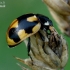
[{"x1": 0, "y1": 0, "x2": 70, "y2": 70}]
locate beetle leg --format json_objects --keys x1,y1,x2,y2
[
  {"x1": 27, "y1": 37, "x2": 33, "y2": 64},
  {"x1": 27, "y1": 37, "x2": 31, "y2": 56},
  {"x1": 38, "y1": 31, "x2": 45, "y2": 41}
]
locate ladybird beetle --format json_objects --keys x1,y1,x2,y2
[{"x1": 6, "y1": 13, "x2": 53, "y2": 48}]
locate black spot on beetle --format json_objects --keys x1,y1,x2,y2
[
  {"x1": 9, "y1": 28, "x2": 20, "y2": 42},
  {"x1": 17, "y1": 17, "x2": 38, "y2": 34}
]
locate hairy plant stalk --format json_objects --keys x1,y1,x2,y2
[
  {"x1": 15, "y1": 27, "x2": 68, "y2": 70},
  {"x1": 43, "y1": 0, "x2": 70, "y2": 36}
]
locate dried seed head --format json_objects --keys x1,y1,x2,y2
[
  {"x1": 15, "y1": 27, "x2": 68, "y2": 70},
  {"x1": 43, "y1": 0, "x2": 70, "y2": 36}
]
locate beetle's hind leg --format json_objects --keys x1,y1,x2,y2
[
  {"x1": 27, "y1": 37, "x2": 31, "y2": 56},
  {"x1": 27, "y1": 37, "x2": 33, "y2": 64}
]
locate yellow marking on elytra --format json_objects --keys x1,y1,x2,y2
[
  {"x1": 18, "y1": 23, "x2": 41, "y2": 42},
  {"x1": 9, "y1": 19, "x2": 18, "y2": 30},
  {"x1": 27, "y1": 15, "x2": 38, "y2": 22},
  {"x1": 18, "y1": 29, "x2": 28, "y2": 40},
  {"x1": 32, "y1": 23, "x2": 41, "y2": 33},
  {"x1": 7, "y1": 22, "x2": 41, "y2": 46},
  {"x1": 6, "y1": 33, "x2": 17, "y2": 46}
]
